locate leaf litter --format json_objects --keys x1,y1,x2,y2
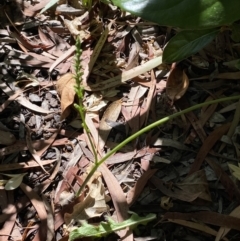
[{"x1": 0, "y1": 1, "x2": 240, "y2": 241}]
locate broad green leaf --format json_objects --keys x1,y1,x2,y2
[
  {"x1": 163, "y1": 29, "x2": 219, "y2": 63},
  {"x1": 110, "y1": 0, "x2": 240, "y2": 29},
  {"x1": 4, "y1": 173, "x2": 27, "y2": 190},
  {"x1": 40, "y1": 0, "x2": 59, "y2": 14},
  {"x1": 69, "y1": 213, "x2": 156, "y2": 240}
]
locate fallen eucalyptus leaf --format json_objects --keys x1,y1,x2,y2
[
  {"x1": 4, "y1": 173, "x2": 27, "y2": 190},
  {"x1": 166, "y1": 66, "x2": 189, "y2": 102},
  {"x1": 56, "y1": 73, "x2": 76, "y2": 119},
  {"x1": 64, "y1": 168, "x2": 109, "y2": 225}
]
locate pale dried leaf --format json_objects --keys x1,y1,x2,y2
[
  {"x1": 17, "y1": 95, "x2": 54, "y2": 114},
  {"x1": 166, "y1": 67, "x2": 189, "y2": 102},
  {"x1": 85, "y1": 93, "x2": 108, "y2": 112},
  {"x1": 56, "y1": 73, "x2": 76, "y2": 119},
  {"x1": 83, "y1": 56, "x2": 162, "y2": 91},
  {"x1": 64, "y1": 169, "x2": 109, "y2": 224},
  {"x1": 98, "y1": 100, "x2": 122, "y2": 151},
  {"x1": 49, "y1": 45, "x2": 75, "y2": 73}
]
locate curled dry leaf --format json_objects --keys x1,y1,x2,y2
[
  {"x1": 166, "y1": 65, "x2": 189, "y2": 102},
  {"x1": 85, "y1": 93, "x2": 108, "y2": 112},
  {"x1": 56, "y1": 73, "x2": 76, "y2": 119},
  {"x1": 64, "y1": 167, "x2": 109, "y2": 225}
]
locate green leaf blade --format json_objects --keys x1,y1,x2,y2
[
  {"x1": 69, "y1": 213, "x2": 156, "y2": 241},
  {"x1": 110, "y1": 0, "x2": 240, "y2": 29},
  {"x1": 163, "y1": 29, "x2": 219, "y2": 63},
  {"x1": 4, "y1": 173, "x2": 26, "y2": 190},
  {"x1": 40, "y1": 0, "x2": 59, "y2": 14}
]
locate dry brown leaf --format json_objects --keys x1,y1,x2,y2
[
  {"x1": 83, "y1": 28, "x2": 109, "y2": 84},
  {"x1": 56, "y1": 73, "x2": 76, "y2": 119},
  {"x1": 125, "y1": 42, "x2": 140, "y2": 70},
  {"x1": 84, "y1": 113, "x2": 100, "y2": 155},
  {"x1": 49, "y1": 45, "x2": 75, "y2": 73},
  {"x1": 127, "y1": 169, "x2": 157, "y2": 206},
  {"x1": 0, "y1": 159, "x2": 56, "y2": 172},
  {"x1": 0, "y1": 90, "x2": 22, "y2": 113},
  {"x1": 10, "y1": 31, "x2": 50, "y2": 51},
  {"x1": 42, "y1": 195, "x2": 55, "y2": 241},
  {"x1": 206, "y1": 157, "x2": 240, "y2": 201},
  {"x1": 23, "y1": 0, "x2": 52, "y2": 16},
  {"x1": 218, "y1": 99, "x2": 240, "y2": 153},
  {"x1": 99, "y1": 164, "x2": 133, "y2": 240},
  {"x1": 0, "y1": 130, "x2": 16, "y2": 145},
  {"x1": 38, "y1": 27, "x2": 54, "y2": 47},
  {"x1": 85, "y1": 93, "x2": 108, "y2": 112},
  {"x1": 191, "y1": 71, "x2": 240, "y2": 80},
  {"x1": 139, "y1": 70, "x2": 156, "y2": 127},
  {"x1": 168, "y1": 219, "x2": 228, "y2": 241},
  {"x1": 176, "y1": 170, "x2": 212, "y2": 202},
  {"x1": 166, "y1": 65, "x2": 189, "y2": 102},
  {"x1": 164, "y1": 211, "x2": 240, "y2": 231},
  {"x1": 25, "y1": 126, "x2": 49, "y2": 174},
  {"x1": 64, "y1": 168, "x2": 109, "y2": 225},
  {"x1": 17, "y1": 95, "x2": 54, "y2": 114},
  {"x1": 151, "y1": 176, "x2": 201, "y2": 202},
  {"x1": 20, "y1": 183, "x2": 48, "y2": 241},
  {"x1": 215, "y1": 205, "x2": 240, "y2": 241},
  {"x1": 64, "y1": 14, "x2": 89, "y2": 41},
  {"x1": 98, "y1": 99, "x2": 122, "y2": 151},
  {"x1": 189, "y1": 122, "x2": 231, "y2": 175},
  {"x1": 176, "y1": 96, "x2": 207, "y2": 143}
]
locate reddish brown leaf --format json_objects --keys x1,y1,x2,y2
[
  {"x1": 151, "y1": 176, "x2": 201, "y2": 202},
  {"x1": 176, "y1": 96, "x2": 207, "y2": 142},
  {"x1": 127, "y1": 169, "x2": 157, "y2": 206},
  {"x1": 205, "y1": 157, "x2": 240, "y2": 201},
  {"x1": 188, "y1": 122, "x2": 231, "y2": 175},
  {"x1": 164, "y1": 211, "x2": 240, "y2": 231},
  {"x1": 99, "y1": 164, "x2": 133, "y2": 240}
]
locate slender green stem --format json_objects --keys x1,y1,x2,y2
[
  {"x1": 74, "y1": 37, "x2": 98, "y2": 163},
  {"x1": 76, "y1": 95, "x2": 240, "y2": 196}
]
